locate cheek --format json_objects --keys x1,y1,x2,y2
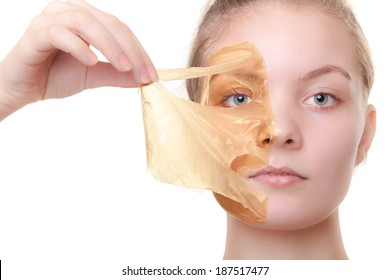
[
  {"x1": 310, "y1": 114, "x2": 363, "y2": 180},
  {"x1": 263, "y1": 113, "x2": 364, "y2": 230},
  {"x1": 311, "y1": 122, "x2": 358, "y2": 202},
  {"x1": 302, "y1": 114, "x2": 363, "y2": 209}
]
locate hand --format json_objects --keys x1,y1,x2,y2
[{"x1": 0, "y1": 0, "x2": 158, "y2": 119}]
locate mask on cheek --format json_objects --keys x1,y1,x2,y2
[{"x1": 140, "y1": 41, "x2": 276, "y2": 225}]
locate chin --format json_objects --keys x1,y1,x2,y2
[
  {"x1": 218, "y1": 193, "x2": 341, "y2": 231},
  {"x1": 213, "y1": 192, "x2": 267, "y2": 226}
]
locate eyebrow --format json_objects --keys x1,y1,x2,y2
[{"x1": 301, "y1": 65, "x2": 352, "y2": 81}]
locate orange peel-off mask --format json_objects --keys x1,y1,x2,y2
[{"x1": 140, "y1": 41, "x2": 276, "y2": 224}]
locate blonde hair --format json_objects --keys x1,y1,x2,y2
[{"x1": 186, "y1": 0, "x2": 373, "y2": 102}]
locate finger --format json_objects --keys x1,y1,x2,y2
[
  {"x1": 84, "y1": 61, "x2": 141, "y2": 89},
  {"x1": 94, "y1": 15, "x2": 158, "y2": 84},
  {"x1": 42, "y1": 0, "x2": 158, "y2": 84},
  {"x1": 37, "y1": 24, "x2": 98, "y2": 66},
  {"x1": 63, "y1": 9, "x2": 135, "y2": 71},
  {"x1": 65, "y1": 0, "x2": 156, "y2": 75},
  {"x1": 65, "y1": 0, "x2": 96, "y2": 9},
  {"x1": 41, "y1": 0, "x2": 89, "y2": 14},
  {"x1": 72, "y1": 6, "x2": 159, "y2": 84},
  {"x1": 40, "y1": 2, "x2": 134, "y2": 71}
]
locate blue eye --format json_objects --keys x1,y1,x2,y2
[
  {"x1": 305, "y1": 93, "x2": 337, "y2": 107},
  {"x1": 224, "y1": 94, "x2": 252, "y2": 107}
]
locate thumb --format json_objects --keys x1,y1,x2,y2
[{"x1": 84, "y1": 62, "x2": 145, "y2": 89}]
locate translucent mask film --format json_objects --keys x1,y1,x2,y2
[{"x1": 140, "y1": 41, "x2": 276, "y2": 224}]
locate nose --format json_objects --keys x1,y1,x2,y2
[
  {"x1": 256, "y1": 110, "x2": 302, "y2": 150},
  {"x1": 270, "y1": 113, "x2": 302, "y2": 150},
  {"x1": 256, "y1": 121, "x2": 275, "y2": 148}
]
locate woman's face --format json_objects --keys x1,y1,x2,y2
[{"x1": 208, "y1": 4, "x2": 375, "y2": 230}]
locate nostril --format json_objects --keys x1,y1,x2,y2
[
  {"x1": 285, "y1": 139, "x2": 294, "y2": 145},
  {"x1": 256, "y1": 136, "x2": 272, "y2": 148},
  {"x1": 263, "y1": 138, "x2": 271, "y2": 145},
  {"x1": 256, "y1": 123, "x2": 274, "y2": 148}
]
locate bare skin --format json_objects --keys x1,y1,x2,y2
[
  {"x1": 225, "y1": 211, "x2": 348, "y2": 259},
  {"x1": 209, "y1": 4, "x2": 375, "y2": 259},
  {"x1": 0, "y1": 0, "x2": 157, "y2": 121}
]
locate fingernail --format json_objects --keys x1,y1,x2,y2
[
  {"x1": 87, "y1": 51, "x2": 98, "y2": 64},
  {"x1": 148, "y1": 65, "x2": 159, "y2": 82},
  {"x1": 138, "y1": 66, "x2": 152, "y2": 85},
  {"x1": 118, "y1": 53, "x2": 133, "y2": 71}
]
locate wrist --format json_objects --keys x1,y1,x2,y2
[
  {"x1": 0, "y1": 97, "x2": 19, "y2": 122},
  {"x1": 0, "y1": 83, "x2": 25, "y2": 121},
  {"x1": 0, "y1": 64, "x2": 28, "y2": 121}
]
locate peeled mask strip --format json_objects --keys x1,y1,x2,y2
[{"x1": 140, "y1": 41, "x2": 275, "y2": 224}]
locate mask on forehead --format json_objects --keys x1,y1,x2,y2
[{"x1": 141, "y1": 41, "x2": 276, "y2": 225}]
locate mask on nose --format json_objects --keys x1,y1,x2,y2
[{"x1": 141, "y1": 41, "x2": 276, "y2": 225}]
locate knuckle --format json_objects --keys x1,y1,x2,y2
[
  {"x1": 28, "y1": 15, "x2": 43, "y2": 30},
  {"x1": 71, "y1": 9, "x2": 93, "y2": 26},
  {"x1": 46, "y1": 24, "x2": 62, "y2": 36},
  {"x1": 104, "y1": 14, "x2": 124, "y2": 29},
  {"x1": 42, "y1": 0, "x2": 63, "y2": 13}
]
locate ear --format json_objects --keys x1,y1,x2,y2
[{"x1": 355, "y1": 104, "x2": 376, "y2": 165}]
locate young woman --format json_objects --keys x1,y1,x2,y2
[
  {"x1": 185, "y1": 0, "x2": 376, "y2": 259},
  {"x1": 0, "y1": 0, "x2": 382, "y2": 263}
]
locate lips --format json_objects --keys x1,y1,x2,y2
[{"x1": 248, "y1": 166, "x2": 307, "y2": 187}]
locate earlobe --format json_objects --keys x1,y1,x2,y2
[{"x1": 355, "y1": 104, "x2": 376, "y2": 165}]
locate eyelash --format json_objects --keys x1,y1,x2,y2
[
  {"x1": 221, "y1": 89, "x2": 252, "y2": 107},
  {"x1": 218, "y1": 89, "x2": 340, "y2": 111},
  {"x1": 303, "y1": 92, "x2": 341, "y2": 111}
]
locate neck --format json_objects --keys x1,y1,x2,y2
[{"x1": 224, "y1": 210, "x2": 348, "y2": 260}]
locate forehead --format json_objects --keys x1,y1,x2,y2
[{"x1": 210, "y1": 4, "x2": 360, "y2": 85}]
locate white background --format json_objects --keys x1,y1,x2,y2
[{"x1": 0, "y1": 1, "x2": 389, "y2": 279}]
